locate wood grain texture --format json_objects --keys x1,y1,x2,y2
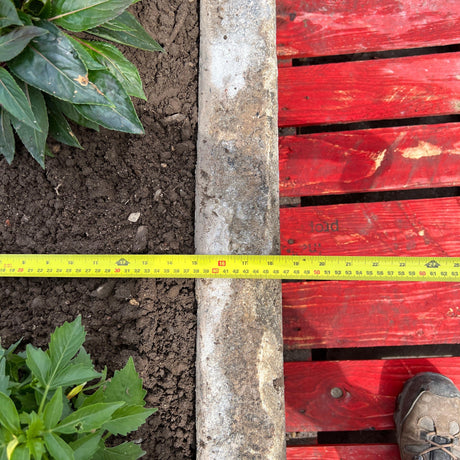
[
  {"x1": 278, "y1": 53, "x2": 460, "y2": 127},
  {"x1": 277, "y1": 0, "x2": 460, "y2": 59},
  {"x1": 279, "y1": 123, "x2": 460, "y2": 197},
  {"x1": 285, "y1": 357, "x2": 460, "y2": 432},
  {"x1": 283, "y1": 280, "x2": 460, "y2": 349},
  {"x1": 280, "y1": 197, "x2": 460, "y2": 257},
  {"x1": 286, "y1": 444, "x2": 399, "y2": 459}
]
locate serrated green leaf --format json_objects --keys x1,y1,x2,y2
[
  {"x1": 0, "y1": 26, "x2": 48, "y2": 62},
  {"x1": 25, "y1": 346, "x2": 50, "y2": 388},
  {"x1": 102, "y1": 405, "x2": 156, "y2": 436},
  {"x1": 0, "y1": 392, "x2": 20, "y2": 434},
  {"x1": 49, "y1": 0, "x2": 132, "y2": 32},
  {"x1": 88, "y1": 11, "x2": 163, "y2": 52},
  {"x1": 9, "y1": 21, "x2": 109, "y2": 106},
  {"x1": 11, "y1": 83, "x2": 48, "y2": 168},
  {"x1": 0, "y1": 68, "x2": 38, "y2": 130},
  {"x1": 52, "y1": 363, "x2": 100, "y2": 389},
  {"x1": 67, "y1": 36, "x2": 105, "y2": 71},
  {"x1": 43, "y1": 387, "x2": 63, "y2": 429},
  {"x1": 79, "y1": 386, "x2": 104, "y2": 409},
  {"x1": 103, "y1": 357, "x2": 146, "y2": 406},
  {"x1": 53, "y1": 402, "x2": 124, "y2": 434},
  {"x1": 45, "y1": 96, "x2": 99, "y2": 131},
  {"x1": 10, "y1": 444, "x2": 29, "y2": 460},
  {"x1": 0, "y1": 108, "x2": 15, "y2": 165},
  {"x1": 69, "y1": 433, "x2": 101, "y2": 460},
  {"x1": 92, "y1": 442, "x2": 145, "y2": 460},
  {"x1": 78, "y1": 40, "x2": 145, "y2": 99},
  {"x1": 76, "y1": 70, "x2": 143, "y2": 134},
  {"x1": 43, "y1": 432, "x2": 73, "y2": 460},
  {"x1": 0, "y1": 0, "x2": 22, "y2": 28},
  {"x1": 47, "y1": 105, "x2": 82, "y2": 149},
  {"x1": 48, "y1": 316, "x2": 85, "y2": 378}
]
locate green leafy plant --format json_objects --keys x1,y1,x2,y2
[
  {"x1": 0, "y1": 316, "x2": 157, "y2": 459},
  {"x1": 0, "y1": 0, "x2": 163, "y2": 167}
]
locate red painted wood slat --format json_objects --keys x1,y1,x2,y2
[
  {"x1": 280, "y1": 197, "x2": 460, "y2": 257},
  {"x1": 283, "y1": 280, "x2": 460, "y2": 349},
  {"x1": 285, "y1": 357, "x2": 460, "y2": 432},
  {"x1": 286, "y1": 444, "x2": 399, "y2": 459},
  {"x1": 278, "y1": 53, "x2": 460, "y2": 127},
  {"x1": 279, "y1": 123, "x2": 460, "y2": 197},
  {"x1": 277, "y1": 0, "x2": 460, "y2": 59}
]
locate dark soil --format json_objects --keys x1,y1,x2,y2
[{"x1": 0, "y1": 1, "x2": 198, "y2": 458}]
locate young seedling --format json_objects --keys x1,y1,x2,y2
[{"x1": 0, "y1": 316, "x2": 157, "y2": 459}]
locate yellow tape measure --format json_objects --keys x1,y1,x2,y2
[{"x1": 0, "y1": 254, "x2": 459, "y2": 281}]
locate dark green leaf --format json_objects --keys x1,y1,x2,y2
[
  {"x1": 17, "y1": 11, "x2": 33, "y2": 26},
  {"x1": 89, "y1": 11, "x2": 163, "y2": 52},
  {"x1": 0, "y1": 68, "x2": 38, "y2": 130},
  {"x1": 43, "y1": 387, "x2": 63, "y2": 429},
  {"x1": 43, "y1": 432, "x2": 73, "y2": 460},
  {"x1": 92, "y1": 442, "x2": 145, "y2": 460},
  {"x1": 76, "y1": 70, "x2": 144, "y2": 134},
  {"x1": 0, "y1": 26, "x2": 48, "y2": 62},
  {"x1": 79, "y1": 386, "x2": 104, "y2": 408},
  {"x1": 50, "y1": 0, "x2": 132, "y2": 32},
  {"x1": 103, "y1": 357, "x2": 146, "y2": 406},
  {"x1": 25, "y1": 346, "x2": 50, "y2": 388},
  {"x1": 67, "y1": 36, "x2": 105, "y2": 71},
  {"x1": 0, "y1": 108, "x2": 15, "y2": 165},
  {"x1": 53, "y1": 402, "x2": 124, "y2": 434},
  {"x1": 0, "y1": 0, "x2": 22, "y2": 28},
  {"x1": 45, "y1": 96, "x2": 99, "y2": 131},
  {"x1": 102, "y1": 405, "x2": 156, "y2": 436},
  {"x1": 69, "y1": 433, "x2": 101, "y2": 460},
  {"x1": 47, "y1": 104, "x2": 82, "y2": 149},
  {"x1": 9, "y1": 21, "x2": 109, "y2": 106},
  {"x1": 11, "y1": 82, "x2": 48, "y2": 168},
  {"x1": 0, "y1": 392, "x2": 20, "y2": 434},
  {"x1": 79, "y1": 39, "x2": 145, "y2": 99}
]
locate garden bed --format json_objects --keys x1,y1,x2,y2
[{"x1": 0, "y1": 0, "x2": 198, "y2": 458}]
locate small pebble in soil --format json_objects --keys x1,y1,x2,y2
[
  {"x1": 91, "y1": 281, "x2": 116, "y2": 299},
  {"x1": 128, "y1": 212, "x2": 141, "y2": 222}
]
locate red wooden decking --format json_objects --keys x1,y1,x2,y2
[{"x1": 277, "y1": 1, "x2": 460, "y2": 458}]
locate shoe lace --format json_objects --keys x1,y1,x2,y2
[{"x1": 418, "y1": 431, "x2": 460, "y2": 459}]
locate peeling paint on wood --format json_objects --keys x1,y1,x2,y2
[
  {"x1": 277, "y1": 0, "x2": 460, "y2": 59},
  {"x1": 279, "y1": 123, "x2": 460, "y2": 196}
]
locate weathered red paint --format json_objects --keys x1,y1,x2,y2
[
  {"x1": 279, "y1": 123, "x2": 460, "y2": 197},
  {"x1": 285, "y1": 357, "x2": 460, "y2": 432},
  {"x1": 277, "y1": 0, "x2": 460, "y2": 59},
  {"x1": 278, "y1": 53, "x2": 460, "y2": 127},
  {"x1": 280, "y1": 197, "x2": 460, "y2": 256},
  {"x1": 283, "y1": 280, "x2": 460, "y2": 349},
  {"x1": 286, "y1": 445, "x2": 399, "y2": 459}
]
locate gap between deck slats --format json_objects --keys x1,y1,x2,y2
[
  {"x1": 278, "y1": 53, "x2": 460, "y2": 127},
  {"x1": 279, "y1": 123, "x2": 460, "y2": 197},
  {"x1": 277, "y1": 0, "x2": 460, "y2": 59},
  {"x1": 285, "y1": 357, "x2": 460, "y2": 432}
]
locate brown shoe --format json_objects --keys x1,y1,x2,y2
[{"x1": 395, "y1": 373, "x2": 460, "y2": 459}]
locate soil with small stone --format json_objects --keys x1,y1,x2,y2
[{"x1": 0, "y1": 1, "x2": 198, "y2": 458}]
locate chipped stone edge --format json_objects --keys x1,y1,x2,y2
[{"x1": 195, "y1": 0, "x2": 285, "y2": 459}]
